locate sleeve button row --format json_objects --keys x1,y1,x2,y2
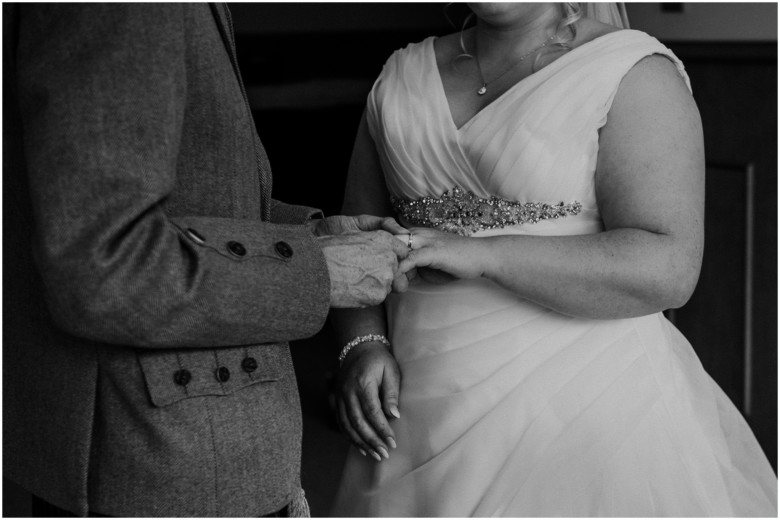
[
  {"x1": 227, "y1": 240, "x2": 292, "y2": 258},
  {"x1": 172, "y1": 356, "x2": 261, "y2": 386}
]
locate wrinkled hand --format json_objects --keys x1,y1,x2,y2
[
  {"x1": 312, "y1": 215, "x2": 407, "y2": 237},
  {"x1": 399, "y1": 227, "x2": 484, "y2": 280},
  {"x1": 337, "y1": 342, "x2": 400, "y2": 461},
  {"x1": 320, "y1": 230, "x2": 409, "y2": 308}
]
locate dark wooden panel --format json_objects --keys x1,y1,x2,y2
[
  {"x1": 669, "y1": 164, "x2": 752, "y2": 410},
  {"x1": 665, "y1": 43, "x2": 777, "y2": 469}
]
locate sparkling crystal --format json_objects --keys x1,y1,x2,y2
[{"x1": 391, "y1": 187, "x2": 582, "y2": 236}]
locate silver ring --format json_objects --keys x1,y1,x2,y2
[{"x1": 407, "y1": 233, "x2": 414, "y2": 251}]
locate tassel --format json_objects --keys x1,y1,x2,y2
[{"x1": 288, "y1": 488, "x2": 310, "y2": 518}]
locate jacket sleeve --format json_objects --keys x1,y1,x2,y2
[
  {"x1": 13, "y1": 5, "x2": 331, "y2": 348},
  {"x1": 270, "y1": 199, "x2": 324, "y2": 225}
]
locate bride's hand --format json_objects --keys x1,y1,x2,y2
[
  {"x1": 337, "y1": 342, "x2": 401, "y2": 461},
  {"x1": 399, "y1": 227, "x2": 485, "y2": 280}
]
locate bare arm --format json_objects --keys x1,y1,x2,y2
[{"x1": 402, "y1": 55, "x2": 705, "y2": 318}]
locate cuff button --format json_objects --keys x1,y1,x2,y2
[
  {"x1": 173, "y1": 369, "x2": 192, "y2": 386},
  {"x1": 215, "y1": 366, "x2": 231, "y2": 383},
  {"x1": 242, "y1": 356, "x2": 258, "y2": 373},
  {"x1": 227, "y1": 241, "x2": 247, "y2": 257},
  {"x1": 274, "y1": 241, "x2": 293, "y2": 258}
]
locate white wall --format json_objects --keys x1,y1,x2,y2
[{"x1": 626, "y1": 3, "x2": 777, "y2": 41}]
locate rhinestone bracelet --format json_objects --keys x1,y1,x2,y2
[{"x1": 338, "y1": 334, "x2": 391, "y2": 366}]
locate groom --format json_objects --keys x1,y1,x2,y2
[{"x1": 4, "y1": 4, "x2": 406, "y2": 517}]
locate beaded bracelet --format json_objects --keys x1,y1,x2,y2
[{"x1": 338, "y1": 334, "x2": 391, "y2": 366}]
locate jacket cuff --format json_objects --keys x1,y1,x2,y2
[{"x1": 270, "y1": 200, "x2": 324, "y2": 225}]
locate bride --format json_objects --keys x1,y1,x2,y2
[{"x1": 329, "y1": 3, "x2": 777, "y2": 516}]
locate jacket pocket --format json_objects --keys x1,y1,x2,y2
[{"x1": 136, "y1": 343, "x2": 293, "y2": 407}]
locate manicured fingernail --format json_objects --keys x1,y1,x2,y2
[
  {"x1": 387, "y1": 437, "x2": 397, "y2": 449},
  {"x1": 359, "y1": 449, "x2": 367, "y2": 457},
  {"x1": 370, "y1": 450, "x2": 382, "y2": 462},
  {"x1": 378, "y1": 446, "x2": 390, "y2": 459},
  {"x1": 389, "y1": 405, "x2": 401, "y2": 419}
]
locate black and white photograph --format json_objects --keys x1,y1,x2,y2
[{"x1": 3, "y1": 2, "x2": 777, "y2": 517}]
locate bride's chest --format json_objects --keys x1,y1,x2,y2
[{"x1": 438, "y1": 60, "x2": 538, "y2": 131}]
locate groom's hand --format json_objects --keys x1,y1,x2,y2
[
  {"x1": 312, "y1": 215, "x2": 407, "y2": 237},
  {"x1": 320, "y1": 230, "x2": 409, "y2": 308}
]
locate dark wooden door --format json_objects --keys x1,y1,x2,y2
[{"x1": 664, "y1": 42, "x2": 777, "y2": 470}]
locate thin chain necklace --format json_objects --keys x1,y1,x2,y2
[{"x1": 473, "y1": 29, "x2": 559, "y2": 96}]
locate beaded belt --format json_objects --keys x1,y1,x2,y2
[{"x1": 391, "y1": 186, "x2": 582, "y2": 236}]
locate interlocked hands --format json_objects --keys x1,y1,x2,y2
[{"x1": 314, "y1": 215, "x2": 410, "y2": 308}]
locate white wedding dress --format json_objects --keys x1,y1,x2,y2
[{"x1": 331, "y1": 30, "x2": 777, "y2": 517}]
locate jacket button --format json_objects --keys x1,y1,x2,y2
[
  {"x1": 215, "y1": 366, "x2": 231, "y2": 383},
  {"x1": 227, "y1": 241, "x2": 246, "y2": 257},
  {"x1": 242, "y1": 357, "x2": 258, "y2": 373},
  {"x1": 275, "y1": 241, "x2": 293, "y2": 258},
  {"x1": 173, "y1": 369, "x2": 192, "y2": 386}
]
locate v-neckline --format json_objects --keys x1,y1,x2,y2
[{"x1": 431, "y1": 30, "x2": 630, "y2": 133}]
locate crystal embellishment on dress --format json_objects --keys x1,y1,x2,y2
[{"x1": 391, "y1": 186, "x2": 583, "y2": 236}]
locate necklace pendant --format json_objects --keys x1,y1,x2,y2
[{"x1": 477, "y1": 84, "x2": 487, "y2": 96}]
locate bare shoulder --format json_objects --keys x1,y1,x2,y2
[
  {"x1": 617, "y1": 54, "x2": 693, "y2": 112},
  {"x1": 625, "y1": 53, "x2": 689, "y2": 89}
]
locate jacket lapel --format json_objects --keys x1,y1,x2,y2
[{"x1": 209, "y1": 3, "x2": 239, "y2": 75}]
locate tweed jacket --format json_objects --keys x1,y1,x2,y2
[{"x1": 4, "y1": 4, "x2": 331, "y2": 516}]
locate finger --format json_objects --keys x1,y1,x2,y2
[
  {"x1": 337, "y1": 398, "x2": 372, "y2": 458},
  {"x1": 405, "y1": 267, "x2": 418, "y2": 281},
  {"x1": 345, "y1": 393, "x2": 386, "y2": 461},
  {"x1": 394, "y1": 233, "x2": 410, "y2": 247},
  {"x1": 407, "y1": 230, "x2": 431, "y2": 251},
  {"x1": 355, "y1": 214, "x2": 383, "y2": 231},
  {"x1": 392, "y1": 271, "x2": 408, "y2": 293},
  {"x1": 398, "y1": 250, "x2": 432, "y2": 276},
  {"x1": 381, "y1": 217, "x2": 408, "y2": 235},
  {"x1": 380, "y1": 365, "x2": 402, "y2": 424},
  {"x1": 389, "y1": 235, "x2": 409, "y2": 260},
  {"x1": 354, "y1": 381, "x2": 396, "y2": 453},
  {"x1": 346, "y1": 390, "x2": 391, "y2": 460}
]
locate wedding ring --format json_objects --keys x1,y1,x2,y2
[{"x1": 407, "y1": 232, "x2": 414, "y2": 251}]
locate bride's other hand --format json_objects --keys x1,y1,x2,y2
[
  {"x1": 337, "y1": 342, "x2": 401, "y2": 461},
  {"x1": 399, "y1": 227, "x2": 485, "y2": 280}
]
